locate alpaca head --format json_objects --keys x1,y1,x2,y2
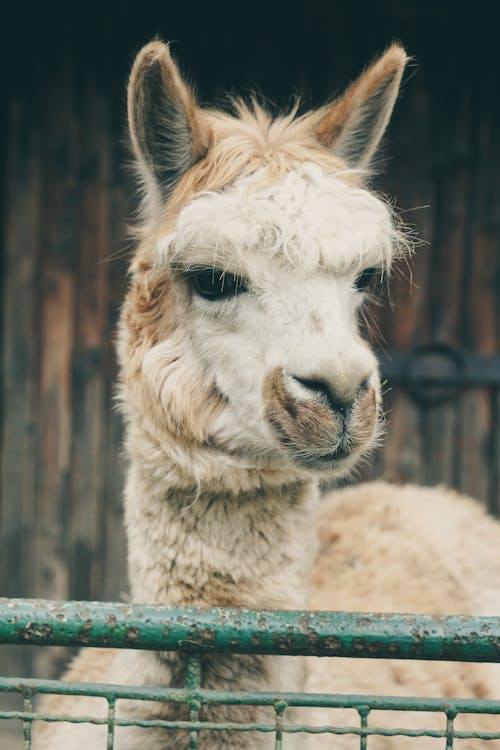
[{"x1": 119, "y1": 41, "x2": 409, "y2": 488}]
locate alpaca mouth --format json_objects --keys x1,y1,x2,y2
[
  {"x1": 286, "y1": 440, "x2": 357, "y2": 471},
  {"x1": 316, "y1": 445, "x2": 351, "y2": 462},
  {"x1": 262, "y1": 366, "x2": 378, "y2": 473}
]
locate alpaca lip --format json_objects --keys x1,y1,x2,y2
[
  {"x1": 290, "y1": 442, "x2": 354, "y2": 470},
  {"x1": 316, "y1": 445, "x2": 351, "y2": 463}
]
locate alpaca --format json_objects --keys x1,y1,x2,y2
[
  {"x1": 33, "y1": 41, "x2": 500, "y2": 750},
  {"x1": 305, "y1": 482, "x2": 500, "y2": 748}
]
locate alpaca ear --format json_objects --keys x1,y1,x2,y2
[
  {"x1": 128, "y1": 40, "x2": 209, "y2": 201},
  {"x1": 313, "y1": 44, "x2": 408, "y2": 170}
]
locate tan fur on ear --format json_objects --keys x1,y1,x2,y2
[
  {"x1": 128, "y1": 40, "x2": 210, "y2": 202},
  {"x1": 312, "y1": 43, "x2": 408, "y2": 169}
]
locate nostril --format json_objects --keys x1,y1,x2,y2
[
  {"x1": 293, "y1": 377, "x2": 330, "y2": 399},
  {"x1": 291, "y1": 376, "x2": 351, "y2": 415},
  {"x1": 292, "y1": 375, "x2": 331, "y2": 398},
  {"x1": 360, "y1": 377, "x2": 370, "y2": 392}
]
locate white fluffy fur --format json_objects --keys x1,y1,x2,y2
[
  {"x1": 159, "y1": 164, "x2": 403, "y2": 276},
  {"x1": 305, "y1": 482, "x2": 500, "y2": 749}
]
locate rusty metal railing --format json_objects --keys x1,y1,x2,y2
[{"x1": 1, "y1": 599, "x2": 500, "y2": 747}]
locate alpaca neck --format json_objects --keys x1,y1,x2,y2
[{"x1": 124, "y1": 461, "x2": 319, "y2": 611}]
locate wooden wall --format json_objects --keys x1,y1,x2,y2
[{"x1": 0, "y1": 0, "x2": 499, "y2": 681}]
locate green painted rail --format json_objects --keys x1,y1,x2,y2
[
  {"x1": 2, "y1": 599, "x2": 500, "y2": 748},
  {"x1": 2, "y1": 598, "x2": 500, "y2": 661}
]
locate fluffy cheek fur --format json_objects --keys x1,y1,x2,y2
[
  {"x1": 140, "y1": 335, "x2": 224, "y2": 445},
  {"x1": 263, "y1": 366, "x2": 380, "y2": 472},
  {"x1": 117, "y1": 264, "x2": 225, "y2": 452}
]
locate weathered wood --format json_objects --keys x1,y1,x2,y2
[
  {"x1": 31, "y1": 27, "x2": 80, "y2": 681},
  {"x1": 459, "y1": 65, "x2": 500, "y2": 510},
  {"x1": 69, "y1": 86, "x2": 109, "y2": 604},
  {"x1": 0, "y1": 80, "x2": 42, "y2": 680}
]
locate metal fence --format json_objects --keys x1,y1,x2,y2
[{"x1": 1, "y1": 599, "x2": 500, "y2": 747}]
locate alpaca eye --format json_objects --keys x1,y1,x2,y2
[
  {"x1": 191, "y1": 269, "x2": 247, "y2": 300},
  {"x1": 355, "y1": 267, "x2": 378, "y2": 291}
]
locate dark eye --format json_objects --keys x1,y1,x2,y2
[
  {"x1": 191, "y1": 269, "x2": 247, "y2": 300},
  {"x1": 355, "y1": 267, "x2": 378, "y2": 291}
]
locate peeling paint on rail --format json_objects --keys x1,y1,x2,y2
[{"x1": 1, "y1": 598, "x2": 500, "y2": 661}]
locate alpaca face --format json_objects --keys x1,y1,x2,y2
[
  {"x1": 152, "y1": 164, "x2": 394, "y2": 477},
  {"x1": 122, "y1": 40, "x2": 408, "y2": 483}
]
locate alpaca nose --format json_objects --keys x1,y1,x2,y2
[{"x1": 291, "y1": 375, "x2": 370, "y2": 416}]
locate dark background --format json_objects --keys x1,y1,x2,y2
[{"x1": 0, "y1": 0, "x2": 499, "y2": 681}]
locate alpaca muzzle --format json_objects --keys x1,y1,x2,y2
[{"x1": 262, "y1": 366, "x2": 378, "y2": 470}]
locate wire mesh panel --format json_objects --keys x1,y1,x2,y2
[
  {"x1": 2, "y1": 677, "x2": 500, "y2": 748},
  {"x1": 1, "y1": 599, "x2": 500, "y2": 748}
]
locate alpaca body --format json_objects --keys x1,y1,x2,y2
[
  {"x1": 305, "y1": 482, "x2": 500, "y2": 748},
  {"x1": 36, "y1": 481, "x2": 500, "y2": 749}
]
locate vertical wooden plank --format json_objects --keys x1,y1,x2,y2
[
  {"x1": 456, "y1": 48, "x2": 500, "y2": 506},
  {"x1": 34, "y1": 270, "x2": 75, "y2": 679},
  {"x1": 69, "y1": 84, "x2": 110, "y2": 602},
  {"x1": 34, "y1": 48, "x2": 77, "y2": 596},
  {"x1": 0, "y1": 91, "x2": 41, "y2": 678},
  {"x1": 36, "y1": 269, "x2": 74, "y2": 594},
  {"x1": 95, "y1": 20, "x2": 129, "y2": 604},
  {"x1": 31, "y1": 24, "x2": 80, "y2": 679},
  {"x1": 401, "y1": 34, "x2": 472, "y2": 493}
]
